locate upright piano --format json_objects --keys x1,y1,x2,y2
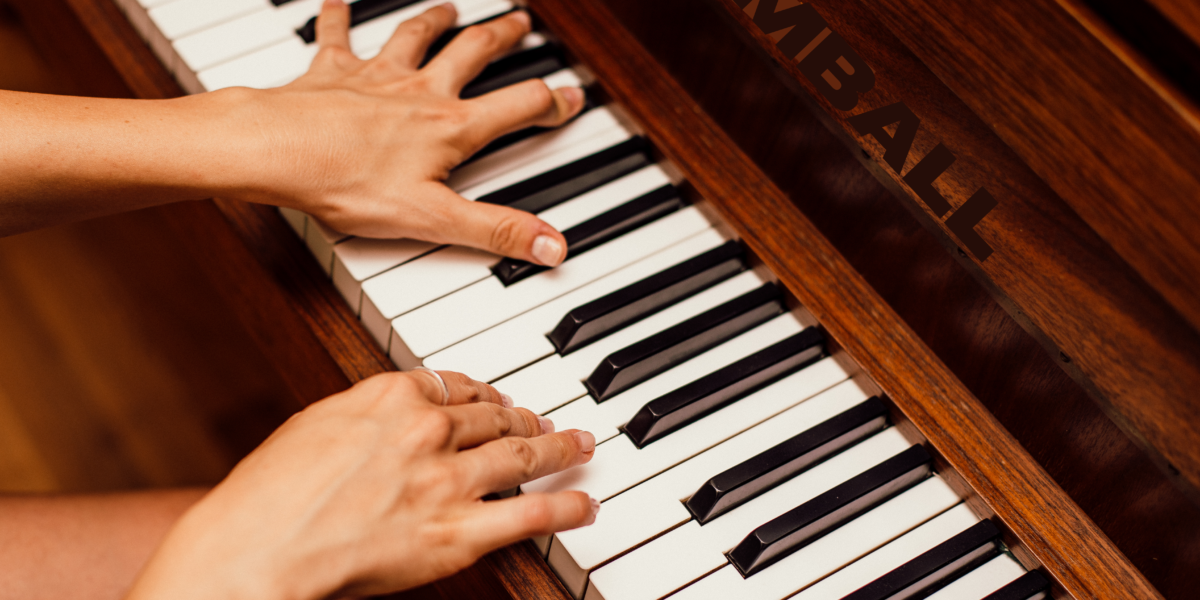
[{"x1": 10, "y1": 0, "x2": 1200, "y2": 597}]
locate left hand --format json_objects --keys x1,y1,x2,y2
[{"x1": 231, "y1": 1, "x2": 584, "y2": 266}]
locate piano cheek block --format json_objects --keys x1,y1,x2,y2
[
  {"x1": 686, "y1": 397, "x2": 890, "y2": 524},
  {"x1": 622, "y1": 327, "x2": 826, "y2": 448},
  {"x1": 728, "y1": 444, "x2": 934, "y2": 578}
]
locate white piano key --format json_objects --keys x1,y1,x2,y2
[
  {"x1": 389, "y1": 207, "x2": 713, "y2": 362},
  {"x1": 790, "y1": 504, "x2": 981, "y2": 600},
  {"x1": 449, "y1": 107, "x2": 626, "y2": 195},
  {"x1": 304, "y1": 217, "x2": 350, "y2": 275},
  {"x1": 542, "y1": 311, "x2": 807, "y2": 444},
  {"x1": 460, "y1": 107, "x2": 629, "y2": 201},
  {"x1": 489, "y1": 270, "x2": 768, "y2": 414},
  {"x1": 526, "y1": 359, "x2": 853, "y2": 500},
  {"x1": 543, "y1": 377, "x2": 868, "y2": 598},
  {"x1": 196, "y1": 0, "x2": 510, "y2": 90},
  {"x1": 174, "y1": 0, "x2": 321, "y2": 73},
  {"x1": 150, "y1": 0, "x2": 265, "y2": 41},
  {"x1": 278, "y1": 206, "x2": 307, "y2": 238},
  {"x1": 361, "y1": 166, "x2": 672, "y2": 347},
  {"x1": 440, "y1": 268, "x2": 760, "y2": 401},
  {"x1": 139, "y1": 0, "x2": 180, "y2": 9},
  {"x1": 332, "y1": 237, "x2": 439, "y2": 313},
  {"x1": 346, "y1": 0, "x2": 512, "y2": 61},
  {"x1": 584, "y1": 428, "x2": 913, "y2": 600},
  {"x1": 924, "y1": 554, "x2": 1026, "y2": 600},
  {"x1": 424, "y1": 228, "x2": 727, "y2": 383},
  {"x1": 660, "y1": 476, "x2": 962, "y2": 600},
  {"x1": 541, "y1": 67, "x2": 585, "y2": 90}
]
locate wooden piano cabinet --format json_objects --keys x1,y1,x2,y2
[{"x1": 8, "y1": 0, "x2": 1195, "y2": 597}]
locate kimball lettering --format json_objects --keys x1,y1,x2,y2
[{"x1": 737, "y1": 0, "x2": 998, "y2": 260}]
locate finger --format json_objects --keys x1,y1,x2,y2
[
  {"x1": 315, "y1": 0, "x2": 351, "y2": 52},
  {"x1": 460, "y1": 492, "x2": 599, "y2": 555},
  {"x1": 407, "y1": 184, "x2": 569, "y2": 266},
  {"x1": 437, "y1": 370, "x2": 511, "y2": 407},
  {"x1": 375, "y1": 4, "x2": 458, "y2": 72},
  {"x1": 457, "y1": 429, "x2": 595, "y2": 495},
  {"x1": 444, "y1": 402, "x2": 553, "y2": 449},
  {"x1": 462, "y1": 81, "x2": 586, "y2": 149},
  {"x1": 423, "y1": 11, "x2": 532, "y2": 92}
]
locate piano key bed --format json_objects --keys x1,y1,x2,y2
[{"x1": 109, "y1": 0, "x2": 1053, "y2": 598}]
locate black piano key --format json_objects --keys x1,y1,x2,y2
[
  {"x1": 461, "y1": 44, "x2": 566, "y2": 99},
  {"x1": 586, "y1": 283, "x2": 784, "y2": 401},
  {"x1": 492, "y1": 185, "x2": 683, "y2": 286},
  {"x1": 686, "y1": 397, "x2": 889, "y2": 525},
  {"x1": 549, "y1": 241, "x2": 746, "y2": 355},
  {"x1": 478, "y1": 137, "x2": 651, "y2": 211},
  {"x1": 842, "y1": 520, "x2": 1001, "y2": 600},
  {"x1": 462, "y1": 94, "x2": 600, "y2": 164},
  {"x1": 297, "y1": 0, "x2": 425, "y2": 43},
  {"x1": 981, "y1": 571, "x2": 1052, "y2": 600},
  {"x1": 623, "y1": 327, "x2": 826, "y2": 448},
  {"x1": 727, "y1": 444, "x2": 933, "y2": 577}
]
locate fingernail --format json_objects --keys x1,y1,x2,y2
[
  {"x1": 589, "y1": 497, "x2": 601, "y2": 523},
  {"x1": 538, "y1": 416, "x2": 555, "y2": 435},
  {"x1": 532, "y1": 235, "x2": 565, "y2": 267},
  {"x1": 560, "y1": 87, "x2": 585, "y2": 109},
  {"x1": 500, "y1": 394, "x2": 514, "y2": 409},
  {"x1": 511, "y1": 11, "x2": 532, "y2": 29},
  {"x1": 574, "y1": 430, "x2": 596, "y2": 454}
]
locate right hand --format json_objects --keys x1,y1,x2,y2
[{"x1": 124, "y1": 370, "x2": 598, "y2": 600}]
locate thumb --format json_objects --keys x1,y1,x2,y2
[{"x1": 429, "y1": 189, "x2": 568, "y2": 267}]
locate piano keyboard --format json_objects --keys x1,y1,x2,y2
[{"x1": 111, "y1": 1, "x2": 1051, "y2": 598}]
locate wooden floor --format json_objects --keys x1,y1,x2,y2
[{"x1": 0, "y1": 4, "x2": 299, "y2": 494}]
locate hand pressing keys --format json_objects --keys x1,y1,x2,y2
[
  {"x1": 125, "y1": 370, "x2": 598, "y2": 600},
  {"x1": 0, "y1": 2, "x2": 583, "y2": 268},
  {"x1": 255, "y1": 1, "x2": 582, "y2": 266}
]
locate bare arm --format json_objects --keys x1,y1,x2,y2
[
  {"x1": 0, "y1": 489, "x2": 206, "y2": 600},
  {"x1": 0, "y1": 1, "x2": 582, "y2": 266}
]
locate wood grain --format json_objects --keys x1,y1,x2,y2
[
  {"x1": 701, "y1": 0, "x2": 1200, "y2": 510},
  {"x1": 595, "y1": 0, "x2": 1200, "y2": 595},
  {"x1": 533, "y1": 0, "x2": 1161, "y2": 597}
]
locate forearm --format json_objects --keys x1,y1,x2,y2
[
  {"x1": 0, "y1": 489, "x2": 208, "y2": 600},
  {"x1": 0, "y1": 89, "x2": 266, "y2": 237}
]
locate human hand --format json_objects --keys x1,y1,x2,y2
[
  {"x1": 233, "y1": 1, "x2": 584, "y2": 266},
  {"x1": 125, "y1": 371, "x2": 598, "y2": 600}
]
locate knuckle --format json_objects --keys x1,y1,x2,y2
[
  {"x1": 461, "y1": 25, "x2": 498, "y2": 48},
  {"x1": 525, "y1": 80, "x2": 555, "y2": 112},
  {"x1": 415, "y1": 409, "x2": 455, "y2": 446},
  {"x1": 486, "y1": 404, "x2": 513, "y2": 436},
  {"x1": 405, "y1": 16, "x2": 435, "y2": 39},
  {"x1": 488, "y1": 214, "x2": 526, "y2": 255},
  {"x1": 505, "y1": 438, "x2": 539, "y2": 480}
]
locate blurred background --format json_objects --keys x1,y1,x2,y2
[{"x1": 0, "y1": 2, "x2": 298, "y2": 495}]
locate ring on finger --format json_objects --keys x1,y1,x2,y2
[{"x1": 412, "y1": 367, "x2": 450, "y2": 405}]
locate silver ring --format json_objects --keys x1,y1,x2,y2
[{"x1": 413, "y1": 367, "x2": 450, "y2": 405}]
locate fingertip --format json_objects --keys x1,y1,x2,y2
[
  {"x1": 531, "y1": 233, "x2": 566, "y2": 267},
  {"x1": 437, "y1": 1, "x2": 458, "y2": 18},
  {"x1": 573, "y1": 430, "x2": 595, "y2": 457},
  {"x1": 323, "y1": 0, "x2": 345, "y2": 7},
  {"x1": 537, "y1": 415, "x2": 555, "y2": 435},
  {"x1": 557, "y1": 86, "x2": 585, "y2": 114},
  {"x1": 510, "y1": 10, "x2": 532, "y2": 31}
]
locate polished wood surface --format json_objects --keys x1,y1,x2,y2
[
  {"x1": 701, "y1": 0, "x2": 1200, "y2": 511},
  {"x1": 597, "y1": 0, "x2": 1200, "y2": 596},
  {"x1": 13, "y1": 0, "x2": 1198, "y2": 597},
  {"x1": 0, "y1": 10, "x2": 297, "y2": 493}
]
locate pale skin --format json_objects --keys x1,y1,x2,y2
[{"x1": 0, "y1": 1, "x2": 601, "y2": 598}]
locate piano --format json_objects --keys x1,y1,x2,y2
[{"x1": 10, "y1": 0, "x2": 1200, "y2": 597}]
